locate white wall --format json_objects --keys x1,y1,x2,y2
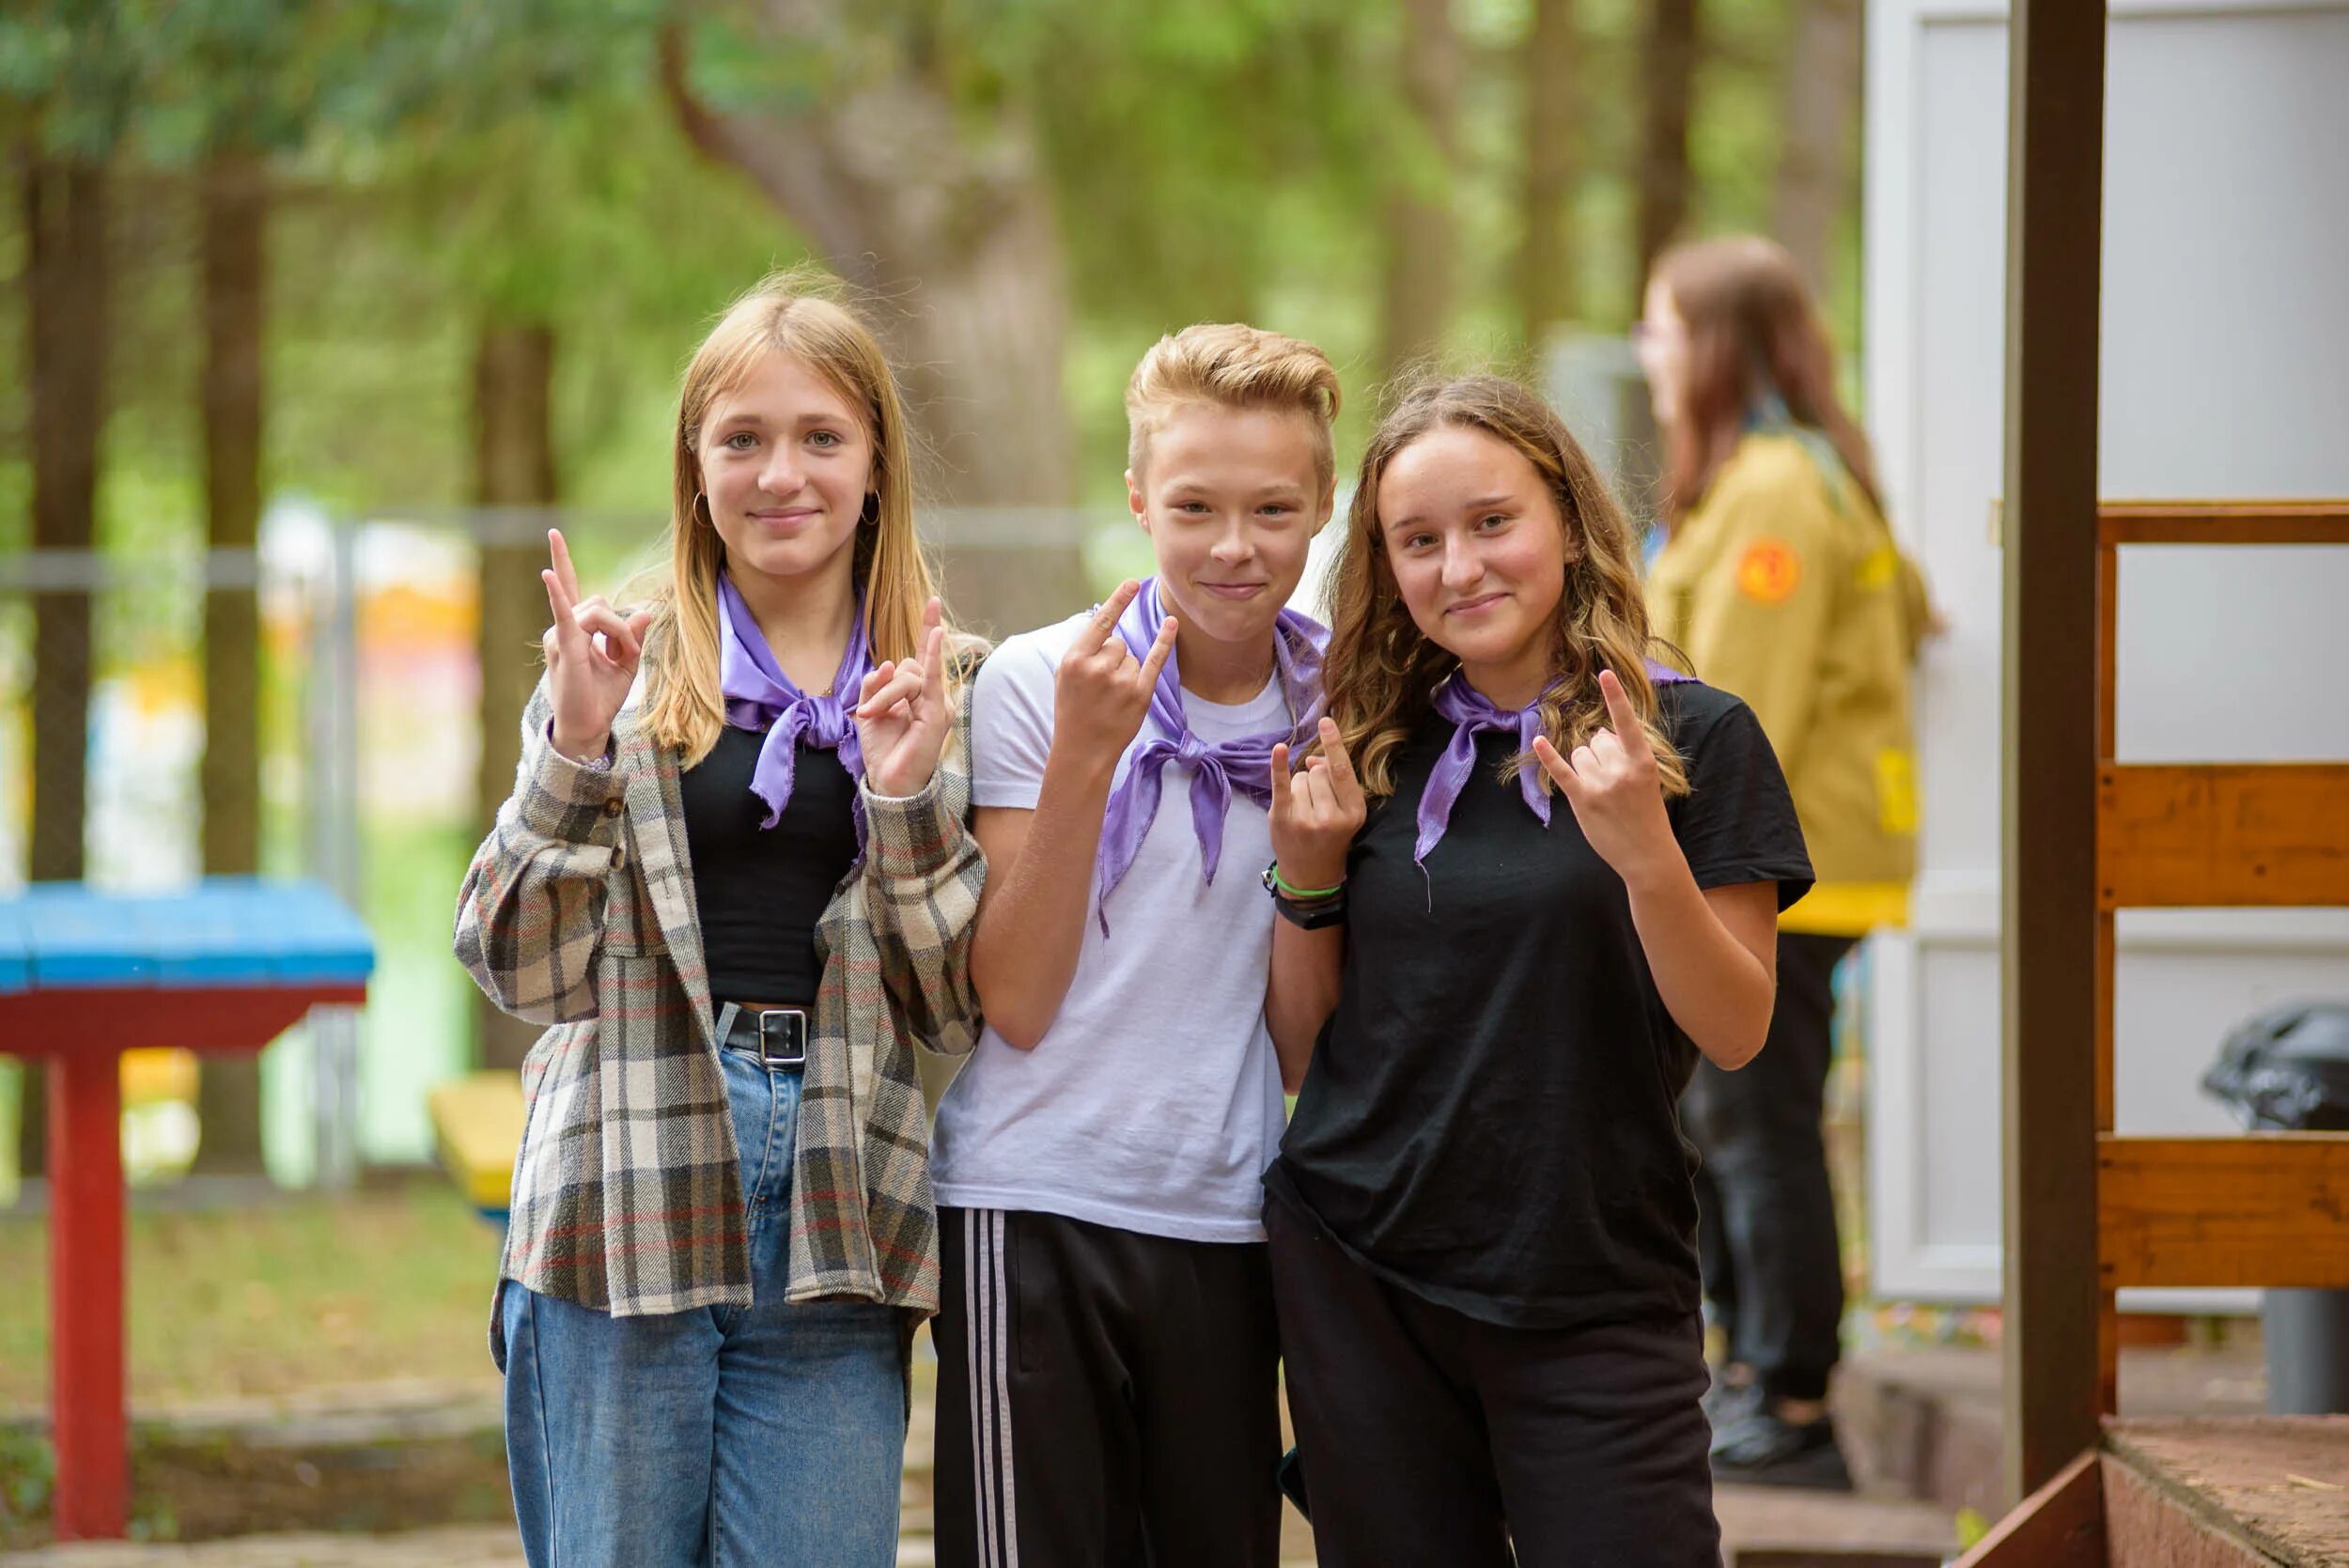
[{"x1": 1863, "y1": 0, "x2": 2349, "y2": 1306}]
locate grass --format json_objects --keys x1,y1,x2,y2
[{"x1": 0, "y1": 1181, "x2": 504, "y2": 1409}]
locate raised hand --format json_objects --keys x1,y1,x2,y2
[
  {"x1": 541, "y1": 529, "x2": 651, "y2": 762},
  {"x1": 1531, "y1": 668, "x2": 1677, "y2": 886},
  {"x1": 854, "y1": 596, "x2": 955, "y2": 798},
  {"x1": 1268, "y1": 717, "x2": 1367, "y2": 893},
  {"x1": 1052, "y1": 580, "x2": 1176, "y2": 768}
]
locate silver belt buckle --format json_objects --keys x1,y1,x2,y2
[{"x1": 756, "y1": 1008, "x2": 808, "y2": 1069}]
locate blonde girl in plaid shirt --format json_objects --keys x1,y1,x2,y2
[{"x1": 457, "y1": 272, "x2": 986, "y2": 1568}]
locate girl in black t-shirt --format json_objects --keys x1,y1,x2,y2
[{"x1": 1262, "y1": 376, "x2": 1812, "y2": 1566}]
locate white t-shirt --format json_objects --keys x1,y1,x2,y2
[{"x1": 930, "y1": 612, "x2": 1292, "y2": 1244}]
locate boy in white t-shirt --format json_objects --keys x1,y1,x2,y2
[{"x1": 929, "y1": 324, "x2": 1341, "y2": 1568}]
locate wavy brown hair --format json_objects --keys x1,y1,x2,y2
[
  {"x1": 634, "y1": 268, "x2": 951, "y2": 767},
  {"x1": 1651, "y1": 235, "x2": 1884, "y2": 523},
  {"x1": 1322, "y1": 374, "x2": 1690, "y2": 802}
]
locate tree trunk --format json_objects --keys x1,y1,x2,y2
[
  {"x1": 1636, "y1": 0, "x2": 1702, "y2": 303},
  {"x1": 660, "y1": 19, "x2": 1088, "y2": 641},
  {"x1": 1377, "y1": 0, "x2": 1461, "y2": 386},
  {"x1": 474, "y1": 320, "x2": 560, "y2": 1074},
  {"x1": 1517, "y1": 0, "x2": 1581, "y2": 358},
  {"x1": 1771, "y1": 0, "x2": 1864, "y2": 299},
  {"x1": 23, "y1": 155, "x2": 109, "y2": 1176},
  {"x1": 192, "y1": 149, "x2": 271, "y2": 1175}
]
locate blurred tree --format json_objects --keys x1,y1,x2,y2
[
  {"x1": 1772, "y1": 0, "x2": 1861, "y2": 296},
  {"x1": 660, "y1": 6, "x2": 1091, "y2": 637},
  {"x1": 3, "y1": 0, "x2": 147, "y2": 1176},
  {"x1": 147, "y1": 0, "x2": 368, "y2": 1169},
  {"x1": 1518, "y1": 0, "x2": 1583, "y2": 356},
  {"x1": 1636, "y1": 0, "x2": 1700, "y2": 302},
  {"x1": 469, "y1": 318, "x2": 560, "y2": 1072},
  {"x1": 1377, "y1": 0, "x2": 1460, "y2": 386}
]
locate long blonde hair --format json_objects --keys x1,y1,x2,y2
[
  {"x1": 1323, "y1": 374, "x2": 1690, "y2": 801},
  {"x1": 636, "y1": 269, "x2": 949, "y2": 766}
]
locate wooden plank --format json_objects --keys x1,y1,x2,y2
[
  {"x1": 1952, "y1": 1449, "x2": 2104, "y2": 1567},
  {"x1": 2099, "y1": 764, "x2": 2349, "y2": 908},
  {"x1": 2100, "y1": 1135, "x2": 2349, "y2": 1289},
  {"x1": 2100, "y1": 501, "x2": 2349, "y2": 547},
  {"x1": 2001, "y1": 0, "x2": 2108, "y2": 1506},
  {"x1": 2108, "y1": 1418, "x2": 2349, "y2": 1567}
]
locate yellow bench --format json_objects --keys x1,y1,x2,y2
[{"x1": 426, "y1": 1071, "x2": 525, "y2": 1223}]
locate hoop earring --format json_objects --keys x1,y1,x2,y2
[
  {"x1": 693, "y1": 492, "x2": 714, "y2": 528},
  {"x1": 860, "y1": 491, "x2": 880, "y2": 528}
]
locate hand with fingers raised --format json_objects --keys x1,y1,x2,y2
[
  {"x1": 1268, "y1": 717, "x2": 1368, "y2": 894},
  {"x1": 1531, "y1": 668, "x2": 1678, "y2": 887},
  {"x1": 540, "y1": 528, "x2": 652, "y2": 764},
  {"x1": 1053, "y1": 579, "x2": 1178, "y2": 770},
  {"x1": 854, "y1": 596, "x2": 956, "y2": 798}
]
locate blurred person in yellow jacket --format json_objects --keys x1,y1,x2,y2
[{"x1": 1637, "y1": 235, "x2": 1926, "y2": 1490}]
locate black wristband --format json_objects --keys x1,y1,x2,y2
[{"x1": 1273, "y1": 892, "x2": 1347, "y2": 930}]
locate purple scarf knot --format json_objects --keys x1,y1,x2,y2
[
  {"x1": 1414, "y1": 660, "x2": 1692, "y2": 868},
  {"x1": 1094, "y1": 578, "x2": 1328, "y2": 934},
  {"x1": 717, "y1": 571, "x2": 876, "y2": 842}
]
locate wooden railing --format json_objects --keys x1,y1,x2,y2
[{"x1": 2090, "y1": 500, "x2": 2349, "y2": 1412}]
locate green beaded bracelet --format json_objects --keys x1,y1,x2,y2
[{"x1": 1262, "y1": 862, "x2": 1346, "y2": 903}]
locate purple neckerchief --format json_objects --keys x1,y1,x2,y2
[
  {"x1": 1095, "y1": 578, "x2": 1328, "y2": 934},
  {"x1": 1413, "y1": 660, "x2": 1693, "y2": 868},
  {"x1": 717, "y1": 570, "x2": 874, "y2": 843}
]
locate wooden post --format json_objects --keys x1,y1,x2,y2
[
  {"x1": 48, "y1": 1045, "x2": 127, "y2": 1540},
  {"x1": 1999, "y1": 0, "x2": 2108, "y2": 1502}
]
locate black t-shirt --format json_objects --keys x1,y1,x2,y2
[
  {"x1": 1267, "y1": 678, "x2": 1813, "y2": 1330},
  {"x1": 678, "y1": 726, "x2": 860, "y2": 1005}
]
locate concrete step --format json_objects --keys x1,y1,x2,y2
[
  {"x1": 1836, "y1": 1343, "x2": 2270, "y2": 1519},
  {"x1": 1716, "y1": 1483, "x2": 1958, "y2": 1568}
]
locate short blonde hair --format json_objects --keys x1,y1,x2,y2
[{"x1": 1125, "y1": 322, "x2": 1342, "y2": 492}]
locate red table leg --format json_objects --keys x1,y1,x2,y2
[{"x1": 48, "y1": 1046, "x2": 127, "y2": 1540}]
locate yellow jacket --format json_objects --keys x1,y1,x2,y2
[{"x1": 1647, "y1": 429, "x2": 1921, "y2": 937}]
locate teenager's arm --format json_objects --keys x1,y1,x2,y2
[
  {"x1": 967, "y1": 582, "x2": 1174, "y2": 1050},
  {"x1": 861, "y1": 644, "x2": 991, "y2": 1058},
  {"x1": 454, "y1": 679, "x2": 627, "y2": 1026},
  {"x1": 1622, "y1": 870, "x2": 1778, "y2": 1069},
  {"x1": 966, "y1": 753, "x2": 1113, "y2": 1049},
  {"x1": 1532, "y1": 670, "x2": 1780, "y2": 1070},
  {"x1": 1266, "y1": 924, "x2": 1343, "y2": 1091},
  {"x1": 1263, "y1": 720, "x2": 1368, "y2": 1089}
]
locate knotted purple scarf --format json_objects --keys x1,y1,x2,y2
[
  {"x1": 1414, "y1": 660, "x2": 1693, "y2": 867},
  {"x1": 1094, "y1": 578, "x2": 1328, "y2": 934},
  {"x1": 717, "y1": 570, "x2": 875, "y2": 841}
]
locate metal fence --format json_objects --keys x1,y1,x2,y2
[{"x1": 2, "y1": 504, "x2": 1114, "y2": 1188}]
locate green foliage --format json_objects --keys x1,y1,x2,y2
[
  {"x1": 0, "y1": 0, "x2": 1853, "y2": 523},
  {"x1": 0, "y1": 1425, "x2": 53, "y2": 1530}
]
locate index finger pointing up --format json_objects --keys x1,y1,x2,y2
[
  {"x1": 1076, "y1": 580, "x2": 1142, "y2": 655},
  {"x1": 548, "y1": 529, "x2": 583, "y2": 604}
]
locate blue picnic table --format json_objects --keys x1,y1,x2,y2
[{"x1": 0, "y1": 877, "x2": 373, "y2": 1542}]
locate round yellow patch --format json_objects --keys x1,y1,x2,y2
[{"x1": 1735, "y1": 537, "x2": 1802, "y2": 604}]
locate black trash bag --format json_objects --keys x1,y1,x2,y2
[{"x1": 2201, "y1": 1002, "x2": 2349, "y2": 1132}]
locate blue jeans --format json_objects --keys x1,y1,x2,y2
[{"x1": 500, "y1": 1044, "x2": 906, "y2": 1567}]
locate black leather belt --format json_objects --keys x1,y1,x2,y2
[{"x1": 714, "y1": 1002, "x2": 808, "y2": 1069}]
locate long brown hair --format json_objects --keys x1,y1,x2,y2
[
  {"x1": 1322, "y1": 375, "x2": 1690, "y2": 802},
  {"x1": 1651, "y1": 235, "x2": 1883, "y2": 523},
  {"x1": 635, "y1": 267, "x2": 949, "y2": 766}
]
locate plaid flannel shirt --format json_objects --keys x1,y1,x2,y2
[{"x1": 454, "y1": 660, "x2": 985, "y2": 1338}]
